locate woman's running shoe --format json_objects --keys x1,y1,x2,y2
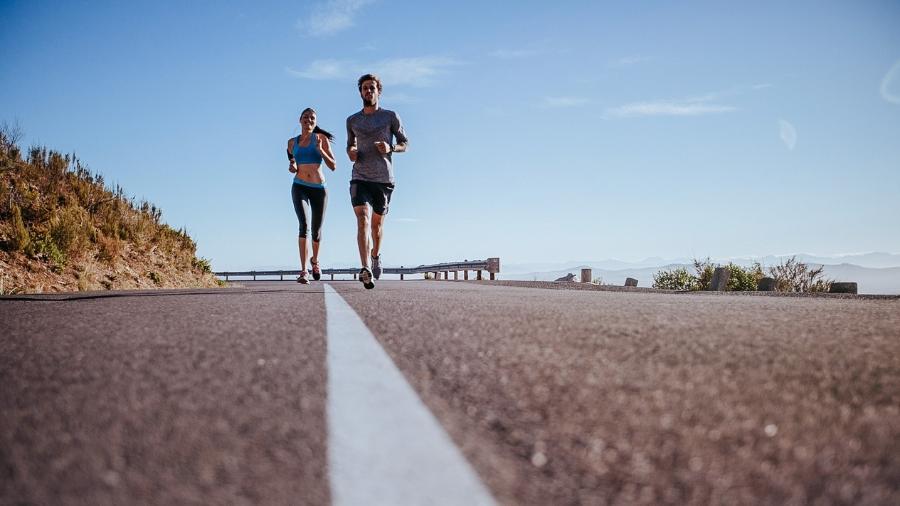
[
  {"x1": 359, "y1": 267, "x2": 375, "y2": 289},
  {"x1": 297, "y1": 271, "x2": 309, "y2": 284},
  {"x1": 311, "y1": 260, "x2": 321, "y2": 281}
]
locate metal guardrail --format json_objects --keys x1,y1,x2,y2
[{"x1": 215, "y1": 257, "x2": 500, "y2": 281}]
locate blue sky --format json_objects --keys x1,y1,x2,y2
[{"x1": 2, "y1": 0, "x2": 899, "y2": 271}]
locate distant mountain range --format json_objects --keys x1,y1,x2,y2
[{"x1": 503, "y1": 252, "x2": 900, "y2": 295}]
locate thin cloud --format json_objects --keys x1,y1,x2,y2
[
  {"x1": 490, "y1": 48, "x2": 542, "y2": 59},
  {"x1": 382, "y1": 92, "x2": 421, "y2": 105},
  {"x1": 543, "y1": 96, "x2": 590, "y2": 108},
  {"x1": 606, "y1": 98, "x2": 736, "y2": 118},
  {"x1": 779, "y1": 119, "x2": 797, "y2": 150},
  {"x1": 376, "y1": 56, "x2": 462, "y2": 87},
  {"x1": 881, "y1": 60, "x2": 900, "y2": 105},
  {"x1": 609, "y1": 55, "x2": 649, "y2": 67},
  {"x1": 287, "y1": 56, "x2": 462, "y2": 87},
  {"x1": 298, "y1": 0, "x2": 375, "y2": 37},
  {"x1": 285, "y1": 59, "x2": 350, "y2": 80}
]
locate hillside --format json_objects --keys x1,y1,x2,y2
[{"x1": 0, "y1": 128, "x2": 220, "y2": 294}]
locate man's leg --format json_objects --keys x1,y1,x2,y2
[
  {"x1": 354, "y1": 204, "x2": 371, "y2": 269},
  {"x1": 371, "y1": 212, "x2": 385, "y2": 258}
]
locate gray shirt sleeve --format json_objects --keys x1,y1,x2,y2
[
  {"x1": 346, "y1": 116, "x2": 356, "y2": 151},
  {"x1": 392, "y1": 112, "x2": 408, "y2": 147}
]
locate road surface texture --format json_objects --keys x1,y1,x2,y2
[{"x1": 2, "y1": 280, "x2": 899, "y2": 505}]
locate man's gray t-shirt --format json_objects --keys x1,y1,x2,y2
[{"x1": 346, "y1": 108, "x2": 408, "y2": 184}]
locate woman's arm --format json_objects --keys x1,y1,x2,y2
[
  {"x1": 318, "y1": 134, "x2": 337, "y2": 171},
  {"x1": 287, "y1": 138, "x2": 297, "y2": 173}
]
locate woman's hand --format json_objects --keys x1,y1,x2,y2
[{"x1": 288, "y1": 162, "x2": 297, "y2": 173}]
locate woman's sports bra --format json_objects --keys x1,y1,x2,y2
[{"x1": 292, "y1": 133, "x2": 322, "y2": 165}]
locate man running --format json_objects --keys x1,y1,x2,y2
[{"x1": 346, "y1": 73, "x2": 409, "y2": 289}]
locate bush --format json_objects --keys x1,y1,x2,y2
[
  {"x1": 728, "y1": 262, "x2": 764, "y2": 291},
  {"x1": 692, "y1": 258, "x2": 716, "y2": 290},
  {"x1": 49, "y1": 206, "x2": 89, "y2": 260},
  {"x1": 768, "y1": 256, "x2": 832, "y2": 293},
  {"x1": 192, "y1": 257, "x2": 212, "y2": 274},
  {"x1": 654, "y1": 259, "x2": 764, "y2": 292},
  {"x1": 96, "y1": 234, "x2": 121, "y2": 264},
  {"x1": 652, "y1": 266, "x2": 697, "y2": 290},
  {"x1": 27, "y1": 234, "x2": 66, "y2": 271},
  {"x1": 10, "y1": 203, "x2": 30, "y2": 251},
  {"x1": 148, "y1": 271, "x2": 162, "y2": 285}
]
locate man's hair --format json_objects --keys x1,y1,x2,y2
[{"x1": 357, "y1": 73, "x2": 383, "y2": 92}]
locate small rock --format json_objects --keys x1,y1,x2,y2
[
  {"x1": 531, "y1": 451, "x2": 548, "y2": 467},
  {"x1": 757, "y1": 277, "x2": 777, "y2": 291},
  {"x1": 829, "y1": 282, "x2": 857, "y2": 294}
]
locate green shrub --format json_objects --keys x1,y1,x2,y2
[
  {"x1": 10, "y1": 203, "x2": 30, "y2": 251},
  {"x1": 49, "y1": 206, "x2": 88, "y2": 260},
  {"x1": 148, "y1": 271, "x2": 162, "y2": 285},
  {"x1": 692, "y1": 258, "x2": 715, "y2": 290},
  {"x1": 652, "y1": 266, "x2": 697, "y2": 290},
  {"x1": 192, "y1": 257, "x2": 212, "y2": 274},
  {"x1": 27, "y1": 234, "x2": 66, "y2": 271},
  {"x1": 655, "y1": 260, "x2": 765, "y2": 292},
  {"x1": 727, "y1": 262, "x2": 764, "y2": 291}
]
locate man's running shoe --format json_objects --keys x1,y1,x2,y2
[
  {"x1": 359, "y1": 267, "x2": 375, "y2": 290},
  {"x1": 297, "y1": 271, "x2": 309, "y2": 284},
  {"x1": 371, "y1": 254, "x2": 382, "y2": 280},
  {"x1": 311, "y1": 260, "x2": 321, "y2": 281}
]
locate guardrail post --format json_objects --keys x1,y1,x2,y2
[
  {"x1": 252, "y1": 272, "x2": 257, "y2": 281},
  {"x1": 709, "y1": 267, "x2": 729, "y2": 291},
  {"x1": 490, "y1": 272, "x2": 495, "y2": 280},
  {"x1": 454, "y1": 271, "x2": 458, "y2": 280},
  {"x1": 464, "y1": 270, "x2": 469, "y2": 280},
  {"x1": 331, "y1": 273, "x2": 335, "y2": 281},
  {"x1": 280, "y1": 274, "x2": 283, "y2": 281},
  {"x1": 477, "y1": 270, "x2": 483, "y2": 280}
]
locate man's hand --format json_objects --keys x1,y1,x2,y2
[
  {"x1": 374, "y1": 141, "x2": 391, "y2": 155},
  {"x1": 348, "y1": 145, "x2": 358, "y2": 162}
]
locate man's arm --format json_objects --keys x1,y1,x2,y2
[
  {"x1": 346, "y1": 117, "x2": 358, "y2": 162},
  {"x1": 391, "y1": 112, "x2": 408, "y2": 153}
]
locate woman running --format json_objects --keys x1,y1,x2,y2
[{"x1": 287, "y1": 108, "x2": 337, "y2": 284}]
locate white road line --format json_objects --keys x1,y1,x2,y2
[{"x1": 323, "y1": 284, "x2": 497, "y2": 506}]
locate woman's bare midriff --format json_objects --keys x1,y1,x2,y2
[{"x1": 295, "y1": 163, "x2": 325, "y2": 184}]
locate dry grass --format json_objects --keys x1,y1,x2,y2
[{"x1": 0, "y1": 125, "x2": 221, "y2": 293}]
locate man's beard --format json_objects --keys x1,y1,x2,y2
[{"x1": 363, "y1": 98, "x2": 377, "y2": 107}]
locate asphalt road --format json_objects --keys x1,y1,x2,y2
[{"x1": 2, "y1": 281, "x2": 899, "y2": 505}]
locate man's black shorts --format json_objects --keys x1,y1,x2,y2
[{"x1": 350, "y1": 179, "x2": 395, "y2": 215}]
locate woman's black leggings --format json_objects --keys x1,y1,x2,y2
[{"x1": 291, "y1": 183, "x2": 328, "y2": 242}]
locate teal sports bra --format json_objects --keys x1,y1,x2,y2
[{"x1": 292, "y1": 134, "x2": 322, "y2": 165}]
